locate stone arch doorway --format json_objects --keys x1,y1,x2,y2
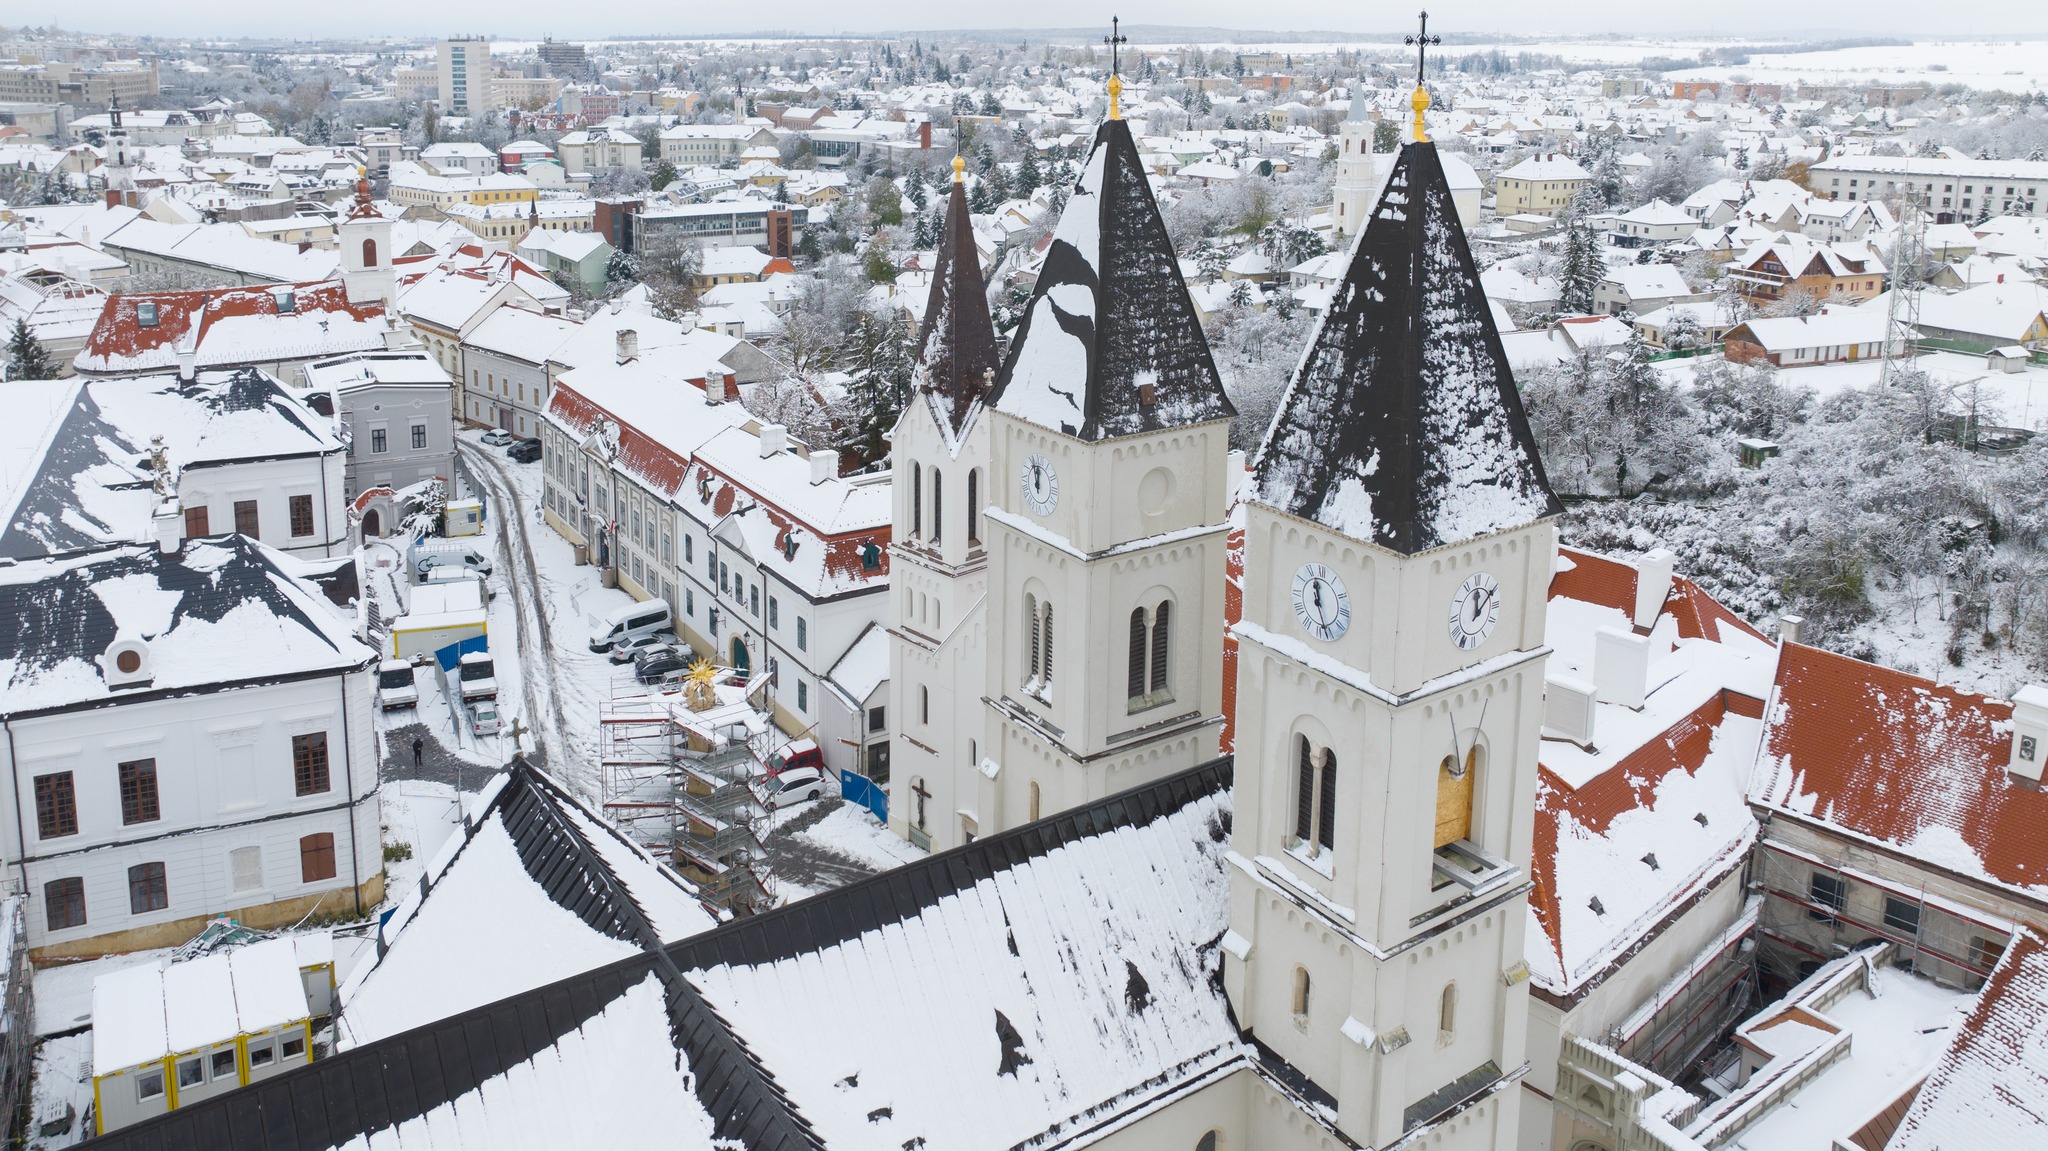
[{"x1": 361, "y1": 508, "x2": 382, "y2": 538}]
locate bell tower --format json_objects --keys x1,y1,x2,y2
[
  {"x1": 887, "y1": 154, "x2": 1003, "y2": 851},
  {"x1": 1222, "y1": 55, "x2": 1562, "y2": 1151},
  {"x1": 339, "y1": 174, "x2": 395, "y2": 307},
  {"x1": 974, "y1": 71, "x2": 1237, "y2": 841}
]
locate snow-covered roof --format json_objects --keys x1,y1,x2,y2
[
  {"x1": 337, "y1": 764, "x2": 717, "y2": 1049},
  {"x1": 1599, "y1": 262, "x2": 1692, "y2": 299},
  {"x1": 1912, "y1": 279, "x2": 2048, "y2": 342},
  {"x1": 1527, "y1": 548, "x2": 1777, "y2": 997},
  {"x1": 1750, "y1": 643, "x2": 2048, "y2": 902},
  {"x1": 1726, "y1": 309, "x2": 1890, "y2": 353},
  {"x1": 462, "y1": 305, "x2": 579, "y2": 366},
  {"x1": 989, "y1": 117, "x2": 1234, "y2": 441},
  {"x1": 1888, "y1": 926, "x2": 2048, "y2": 1151},
  {"x1": 1499, "y1": 153, "x2": 1590, "y2": 182},
  {"x1": 1, "y1": 370, "x2": 342, "y2": 562},
  {"x1": 73, "y1": 280, "x2": 395, "y2": 377},
  {"x1": 93, "y1": 937, "x2": 311, "y2": 1077},
  {"x1": 825, "y1": 621, "x2": 888, "y2": 705},
  {"x1": 1255, "y1": 142, "x2": 1561, "y2": 554},
  {"x1": 0, "y1": 536, "x2": 372, "y2": 717}
]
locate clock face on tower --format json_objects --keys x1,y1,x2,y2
[
  {"x1": 1291, "y1": 563, "x2": 1351, "y2": 642},
  {"x1": 1020, "y1": 453, "x2": 1059, "y2": 515},
  {"x1": 1448, "y1": 572, "x2": 1503, "y2": 650}
]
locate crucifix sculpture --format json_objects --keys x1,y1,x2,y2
[
  {"x1": 1105, "y1": 16, "x2": 1128, "y2": 119},
  {"x1": 1403, "y1": 10, "x2": 1441, "y2": 143}
]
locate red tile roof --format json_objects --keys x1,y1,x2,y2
[
  {"x1": 1887, "y1": 926, "x2": 2048, "y2": 1151},
  {"x1": 1752, "y1": 643, "x2": 2048, "y2": 899},
  {"x1": 76, "y1": 280, "x2": 389, "y2": 374},
  {"x1": 1551, "y1": 546, "x2": 1768, "y2": 644},
  {"x1": 545, "y1": 386, "x2": 692, "y2": 497}
]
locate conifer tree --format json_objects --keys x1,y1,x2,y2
[
  {"x1": 1016, "y1": 145, "x2": 1041, "y2": 195},
  {"x1": 5, "y1": 319, "x2": 56, "y2": 380},
  {"x1": 1557, "y1": 217, "x2": 1602, "y2": 315}
]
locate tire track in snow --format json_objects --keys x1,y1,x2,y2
[{"x1": 458, "y1": 442, "x2": 567, "y2": 766}]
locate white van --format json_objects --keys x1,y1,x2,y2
[{"x1": 589, "y1": 600, "x2": 673, "y2": 653}]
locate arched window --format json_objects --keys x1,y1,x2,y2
[
  {"x1": 1025, "y1": 593, "x2": 1040, "y2": 686},
  {"x1": 1029, "y1": 780, "x2": 1041, "y2": 821},
  {"x1": 360, "y1": 237, "x2": 378, "y2": 267},
  {"x1": 1291, "y1": 966, "x2": 1311, "y2": 1019},
  {"x1": 1149, "y1": 602, "x2": 1171, "y2": 694},
  {"x1": 1439, "y1": 982, "x2": 1458, "y2": 1042},
  {"x1": 920, "y1": 685, "x2": 930, "y2": 725},
  {"x1": 1196, "y1": 1133, "x2": 1222, "y2": 1151},
  {"x1": 1435, "y1": 747, "x2": 1477, "y2": 850},
  {"x1": 967, "y1": 468, "x2": 980, "y2": 543},
  {"x1": 1294, "y1": 735, "x2": 1315, "y2": 844},
  {"x1": 910, "y1": 463, "x2": 922, "y2": 536},
  {"x1": 1293, "y1": 736, "x2": 1336, "y2": 855},
  {"x1": 931, "y1": 470, "x2": 943, "y2": 542},
  {"x1": 1127, "y1": 608, "x2": 1147, "y2": 700}
]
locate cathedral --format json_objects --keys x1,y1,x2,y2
[{"x1": 97, "y1": 65, "x2": 2028, "y2": 1151}]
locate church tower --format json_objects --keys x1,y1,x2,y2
[
  {"x1": 103, "y1": 94, "x2": 136, "y2": 209},
  {"x1": 973, "y1": 79, "x2": 1237, "y2": 841},
  {"x1": 1330, "y1": 82, "x2": 1389, "y2": 241},
  {"x1": 887, "y1": 156, "x2": 1003, "y2": 850},
  {"x1": 339, "y1": 175, "x2": 395, "y2": 307},
  {"x1": 1222, "y1": 86, "x2": 1563, "y2": 1150}
]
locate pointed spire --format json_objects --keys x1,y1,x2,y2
[
  {"x1": 1253, "y1": 142, "x2": 1561, "y2": 554},
  {"x1": 989, "y1": 118, "x2": 1233, "y2": 441},
  {"x1": 914, "y1": 161, "x2": 1000, "y2": 437}
]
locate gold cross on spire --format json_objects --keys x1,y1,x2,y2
[
  {"x1": 1404, "y1": 10, "x2": 1441, "y2": 143},
  {"x1": 1105, "y1": 16, "x2": 1128, "y2": 120}
]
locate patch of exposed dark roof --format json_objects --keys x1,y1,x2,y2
[
  {"x1": 989, "y1": 118, "x2": 1234, "y2": 441},
  {"x1": 1254, "y1": 142, "x2": 1561, "y2": 554},
  {"x1": 1, "y1": 385, "x2": 146, "y2": 561},
  {"x1": 915, "y1": 174, "x2": 1001, "y2": 437}
]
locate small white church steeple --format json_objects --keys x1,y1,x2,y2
[{"x1": 339, "y1": 173, "x2": 395, "y2": 308}]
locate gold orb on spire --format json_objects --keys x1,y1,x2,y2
[
  {"x1": 1410, "y1": 85, "x2": 1432, "y2": 144},
  {"x1": 952, "y1": 153, "x2": 966, "y2": 183},
  {"x1": 1107, "y1": 73, "x2": 1123, "y2": 121}
]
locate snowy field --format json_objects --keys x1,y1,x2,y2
[{"x1": 1668, "y1": 40, "x2": 2048, "y2": 95}]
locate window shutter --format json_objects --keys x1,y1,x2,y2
[
  {"x1": 1295, "y1": 738, "x2": 1314, "y2": 843},
  {"x1": 1318, "y1": 752, "x2": 1337, "y2": 851},
  {"x1": 1127, "y1": 609, "x2": 1146, "y2": 698},
  {"x1": 1149, "y1": 602, "x2": 1171, "y2": 694}
]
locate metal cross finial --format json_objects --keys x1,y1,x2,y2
[
  {"x1": 1405, "y1": 11, "x2": 1440, "y2": 87},
  {"x1": 1104, "y1": 16, "x2": 1127, "y2": 79}
]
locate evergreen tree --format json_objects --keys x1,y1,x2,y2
[
  {"x1": 5, "y1": 319, "x2": 58, "y2": 380},
  {"x1": 1557, "y1": 217, "x2": 1602, "y2": 315},
  {"x1": 979, "y1": 92, "x2": 1003, "y2": 118},
  {"x1": 649, "y1": 159, "x2": 677, "y2": 191},
  {"x1": 968, "y1": 174, "x2": 996, "y2": 214},
  {"x1": 904, "y1": 165, "x2": 929, "y2": 211},
  {"x1": 845, "y1": 311, "x2": 914, "y2": 465},
  {"x1": 913, "y1": 209, "x2": 938, "y2": 249},
  {"x1": 1016, "y1": 145, "x2": 1042, "y2": 195}
]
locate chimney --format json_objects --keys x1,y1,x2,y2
[
  {"x1": 1778, "y1": 614, "x2": 1804, "y2": 645},
  {"x1": 810, "y1": 448, "x2": 838, "y2": 484},
  {"x1": 153, "y1": 498, "x2": 182, "y2": 554},
  {"x1": 176, "y1": 346, "x2": 197, "y2": 382},
  {"x1": 707, "y1": 373, "x2": 734, "y2": 403},
  {"x1": 382, "y1": 315, "x2": 406, "y2": 350},
  {"x1": 1633, "y1": 547, "x2": 1676, "y2": 629},
  {"x1": 920, "y1": 121, "x2": 932, "y2": 150},
  {"x1": 615, "y1": 328, "x2": 639, "y2": 364},
  {"x1": 2010, "y1": 685, "x2": 2048, "y2": 784},
  {"x1": 1594, "y1": 626, "x2": 1651, "y2": 709},
  {"x1": 758, "y1": 423, "x2": 786, "y2": 457}
]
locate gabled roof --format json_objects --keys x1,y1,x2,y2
[
  {"x1": 73, "y1": 280, "x2": 392, "y2": 376},
  {"x1": 915, "y1": 169, "x2": 1001, "y2": 439},
  {"x1": 92, "y1": 757, "x2": 1239, "y2": 1151},
  {"x1": 1751, "y1": 643, "x2": 2048, "y2": 900},
  {"x1": 1254, "y1": 142, "x2": 1562, "y2": 553},
  {"x1": 337, "y1": 763, "x2": 718, "y2": 1048},
  {"x1": 1887, "y1": 927, "x2": 2048, "y2": 1151},
  {"x1": 0, "y1": 536, "x2": 371, "y2": 718},
  {"x1": 989, "y1": 117, "x2": 1234, "y2": 441}
]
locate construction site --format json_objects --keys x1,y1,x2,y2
[{"x1": 597, "y1": 661, "x2": 779, "y2": 915}]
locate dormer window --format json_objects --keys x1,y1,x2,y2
[
  {"x1": 137, "y1": 301, "x2": 158, "y2": 327},
  {"x1": 274, "y1": 289, "x2": 296, "y2": 314}
]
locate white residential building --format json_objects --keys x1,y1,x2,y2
[{"x1": 436, "y1": 39, "x2": 494, "y2": 117}]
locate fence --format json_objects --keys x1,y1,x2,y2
[{"x1": 841, "y1": 769, "x2": 888, "y2": 825}]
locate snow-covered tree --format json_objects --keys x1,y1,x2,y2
[
  {"x1": 5, "y1": 320, "x2": 58, "y2": 381},
  {"x1": 1557, "y1": 217, "x2": 1602, "y2": 314}
]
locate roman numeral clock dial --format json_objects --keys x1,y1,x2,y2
[
  {"x1": 1020, "y1": 452, "x2": 1059, "y2": 515},
  {"x1": 1291, "y1": 563, "x2": 1350, "y2": 642},
  {"x1": 1449, "y1": 572, "x2": 1502, "y2": 650}
]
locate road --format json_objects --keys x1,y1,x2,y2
[{"x1": 457, "y1": 440, "x2": 566, "y2": 767}]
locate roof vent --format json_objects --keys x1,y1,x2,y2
[
  {"x1": 101, "y1": 635, "x2": 154, "y2": 690},
  {"x1": 1543, "y1": 675, "x2": 1597, "y2": 749},
  {"x1": 2010, "y1": 684, "x2": 2048, "y2": 784},
  {"x1": 1594, "y1": 626, "x2": 1651, "y2": 710}
]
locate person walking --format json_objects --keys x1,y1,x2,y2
[{"x1": 412, "y1": 734, "x2": 425, "y2": 771}]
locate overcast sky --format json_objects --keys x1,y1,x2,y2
[{"x1": 37, "y1": 4, "x2": 2048, "y2": 41}]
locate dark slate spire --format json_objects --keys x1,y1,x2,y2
[
  {"x1": 1254, "y1": 142, "x2": 1562, "y2": 554},
  {"x1": 988, "y1": 118, "x2": 1234, "y2": 441},
  {"x1": 914, "y1": 155, "x2": 1001, "y2": 438}
]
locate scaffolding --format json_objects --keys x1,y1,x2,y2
[
  {"x1": 599, "y1": 662, "x2": 775, "y2": 915},
  {"x1": 1880, "y1": 188, "x2": 1927, "y2": 388}
]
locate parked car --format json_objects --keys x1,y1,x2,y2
[
  {"x1": 633, "y1": 646, "x2": 692, "y2": 684},
  {"x1": 764, "y1": 767, "x2": 825, "y2": 810},
  {"x1": 469, "y1": 699, "x2": 503, "y2": 737},
  {"x1": 767, "y1": 738, "x2": 823, "y2": 776},
  {"x1": 481, "y1": 429, "x2": 516, "y2": 446},
  {"x1": 415, "y1": 546, "x2": 493, "y2": 581},
  {"x1": 609, "y1": 631, "x2": 684, "y2": 664},
  {"x1": 590, "y1": 601, "x2": 673, "y2": 652},
  {"x1": 376, "y1": 659, "x2": 418, "y2": 711},
  {"x1": 507, "y1": 437, "x2": 543, "y2": 463}
]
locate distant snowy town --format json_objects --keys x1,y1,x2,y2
[{"x1": 2, "y1": 18, "x2": 2048, "y2": 1151}]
